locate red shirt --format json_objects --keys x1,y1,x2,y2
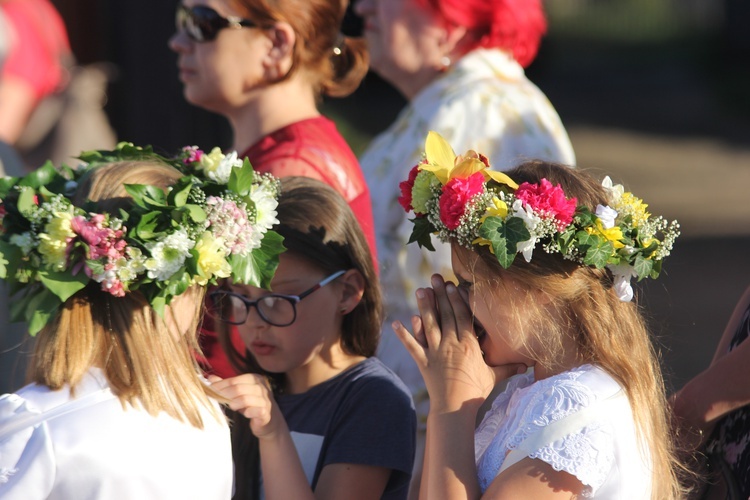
[
  {"x1": 1, "y1": 0, "x2": 71, "y2": 99},
  {"x1": 199, "y1": 116, "x2": 377, "y2": 378},
  {"x1": 242, "y1": 116, "x2": 377, "y2": 260}
]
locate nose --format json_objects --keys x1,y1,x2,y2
[{"x1": 168, "y1": 30, "x2": 192, "y2": 53}]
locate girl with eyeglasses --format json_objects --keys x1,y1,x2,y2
[
  {"x1": 209, "y1": 177, "x2": 416, "y2": 500},
  {"x1": 168, "y1": 0, "x2": 377, "y2": 382}
]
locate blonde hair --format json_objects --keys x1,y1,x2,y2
[
  {"x1": 29, "y1": 161, "x2": 219, "y2": 428},
  {"x1": 455, "y1": 161, "x2": 684, "y2": 499}
]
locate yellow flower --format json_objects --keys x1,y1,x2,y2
[
  {"x1": 480, "y1": 196, "x2": 508, "y2": 223},
  {"x1": 194, "y1": 232, "x2": 231, "y2": 285},
  {"x1": 198, "y1": 147, "x2": 225, "y2": 175},
  {"x1": 419, "y1": 131, "x2": 518, "y2": 189},
  {"x1": 616, "y1": 192, "x2": 650, "y2": 227},
  {"x1": 588, "y1": 219, "x2": 625, "y2": 249},
  {"x1": 472, "y1": 237, "x2": 496, "y2": 255},
  {"x1": 38, "y1": 212, "x2": 75, "y2": 271}
]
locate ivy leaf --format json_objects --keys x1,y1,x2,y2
[
  {"x1": 479, "y1": 216, "x2": 529, "y2": 269},
  {"x1": 407, "y1": 217, "x2": 436, "y2": 252},
  {"x1": 633, "y1": 255, "x2": 654, "y2": 280}
]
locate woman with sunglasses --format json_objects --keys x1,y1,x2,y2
[
  {"x1": 208, "y1": 177, "x2": 416, "y2": 500},
  {"x1": 169, "y1": 0, "x2": 377, "y2": 381}
]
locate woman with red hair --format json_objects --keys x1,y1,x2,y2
[{"x1": 354, "y1": 0, "x2": 575, "y2": 496}]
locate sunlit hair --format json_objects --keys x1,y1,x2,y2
[
  {"x1": 453, "y1": 161, "x2": 684, "y2": 499},
  {"x1": 29, "y1": 161, "x2": 219, "y2": 428},
  {"x1": 219, "y1": 176, "x2": 382, "y2": 499},
  {"x1": 417, "y1": 0, "x2": 547, "y2": 67},
  {"x1": 229, "y1": 0, "x2": 368, "y2": 97}
]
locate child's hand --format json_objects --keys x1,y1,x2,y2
[
  {"x1": 208, "y1": 374, "x2": 283, "y2": 440},
  {"x1": 392, "y1": 274, "x2": 495, "y2": 414}
]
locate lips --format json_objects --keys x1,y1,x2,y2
[{"x1": 249, "y1": 341, "x2": 276, "y2": 356}]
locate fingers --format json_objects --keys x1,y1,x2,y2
[
  {"x1": 415, "y1": 286, "x2": 443, "y2": 349},
  {"x1": 392, "y1": 319, "x2": 427, "y2": 367},
  {"x1": 444, "y1": 281, "x2": 476, "y2": 342},
  {"x1": 430, "y1": 275, "x2": 459, "y2": 343},
  {"x1": 210, "y1": 374, "x2": 272, "y2": 417}
]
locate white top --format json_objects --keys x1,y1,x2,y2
[
  {"x1": 475, "y1": 365, "x2": 652, "y2": 498},
  {"x1": 360, "y1": 48, "x2": 576, "y2": 416},
  {"x1": 0, "y1": 368, "x2": 233, "y2": 499}
]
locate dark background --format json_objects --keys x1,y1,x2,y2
[{"x1": 3, "y1": 0, "x2": 749, "y2": 393}]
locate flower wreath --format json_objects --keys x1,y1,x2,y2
[
  {"x1": 398, "y1": 132, "x2": 680, "y2": 301},
  {"x1": 0, "y1": 142, "x2": 285, "y2": 335}
]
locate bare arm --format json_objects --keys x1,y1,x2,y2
[
  {"x1": 0, "y1": 77, "x2": 38, "y2": 144},
  {"x1": 671, "y1": 285, "x2": 750, "y2": 442},
  {"x1": 211, "y1": 374, "x2": 395, "y2": 500}
]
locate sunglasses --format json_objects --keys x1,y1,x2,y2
[{"x1": 176, "y1": 4, "x2": 257, "y2": 42}]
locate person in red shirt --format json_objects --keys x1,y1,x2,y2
[
  {"x1": 0, "y1": 0, "x2": 71, "y2": 145},
  {"x1": 169, "y1": 0, "x2": 376, "y2": 378}
]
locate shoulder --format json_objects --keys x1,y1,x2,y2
[
  {"x1": 338, "y1": 358, "x2": 414, "y2": 407},
  {"x1": 509, "y1": 366, "x2": 628, "y2": 493}
]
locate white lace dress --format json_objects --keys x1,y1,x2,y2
[{"x1": 474, "y1": 365, "x2": 652, "y2": 498}]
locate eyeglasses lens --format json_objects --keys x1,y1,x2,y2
[
  {"x1": 177, "y1": 6, "x2": 222, "y2": 42},
  {"x1": 212, "y1": 292, "x2": 296, "y2": 327}
]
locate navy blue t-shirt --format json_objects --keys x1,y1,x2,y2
[{"x1": 273, "y1": 357, "x2": 416, "y2": 500}]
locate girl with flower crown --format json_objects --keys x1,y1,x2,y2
[
  {"x1": 0, "y1": 151, "x2": 283, "y2": 498},
  {"x1": 209, "y1": 177, "x2": 416, "y2": 500},
  {"x1": 392, "y1": 133, "x2": 684, "y2": 498}
]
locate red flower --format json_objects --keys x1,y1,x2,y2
[
  {"x1": 439, "y1": 172, "x2": 485, "y2": 230},
  {"x1": 398, "y1": 164, "x2": 421, "y2": 212},
  {"x1": 0, "y1": 204, "x2": 6, "y2": 234},
  {"x1": 515, "y1": 179, "x2": 577, "y2": 230}
]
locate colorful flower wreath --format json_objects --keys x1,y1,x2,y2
[
  {"x1": 0, "y1": 143, "x2": 285, "y2": 335},
  {"x1": 398, "y1": 132, "x2": 680, "y2": 302}
]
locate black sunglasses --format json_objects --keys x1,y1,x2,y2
[{"x1": 176, "y1": 4, "x2": 257, "y2": 43}]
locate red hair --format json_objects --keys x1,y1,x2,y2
[{"x1": 421, "y1": 0, "x2": 547, "y2": 67}]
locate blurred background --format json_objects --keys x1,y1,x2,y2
[{"x1": 1, "y1": 0, "x2": 749, "y2": 393}]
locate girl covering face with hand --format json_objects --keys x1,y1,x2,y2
[
  {"x1": 210, "y1": 176, "x2": 416, "y2": 500},
  {"x1": 391, "y1": 133, "x2": 684, "y2": 499}
]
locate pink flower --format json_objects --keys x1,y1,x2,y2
[
  {"x1": 439, "y1": 172, "x2": 485, "y2": 230},
  {"x1": 398, "y1": 164, "x2": 421, "y2": 212},
  {"x1": 182, "y1": 146, "x2": 204, "y2": 164},
  {"x1": 0, "y1": 204, "x2": 6, "y2": 234},
  {"x1": 515, "y1": 179, "x2": 577, "y2": 230},
  {"x1": 72, "y1": 214, "x2": 127, "y2": 262},
  {"x1": 205, "y1": 196, "x2": 254, "y2": 255}
]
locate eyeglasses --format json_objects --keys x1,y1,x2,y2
[
  {"x1": 209, "y1": 270, "x2": 347, "y2": 326},
  {"x1": 176, "y1": 4, "x2": 257, "y2": 43}
]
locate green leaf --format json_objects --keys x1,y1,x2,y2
[
  {"x1": 168, "y1": 178, "x2": 192, "y2": 207},
  {"x1": 38, "y1": 269, "x2": 89, "y2": 302},
  {"x1": 407, "y1": 217, "x2": 436, "y2": 252},
  {"x1": 0, "y1": 240, "x2": 21, "y2": 279},
  {"x1": 17, "y1": 162, "x2": 59, "y2": 189},
  {"x1": 12, "y1": 286, "x2": 62, "y2": 336},
  {"x1": 17, "y1": 187, "x2": 38, "y2": 218},
  {"x1": 133, "y1": 211, "x2": 161, "y2": 240},
  {"x1": 479, "y1": 216, "x2": 529, "y2": 269},
  {"x1": 0, "y1": 176, "x2": 19, "y2": 198},
  {"x1": 633, "y1": 255, "x2": 654, "y2": 280},
  {"x1": 230, "y1": 231, "x2": 285, "y2": 289},
  {"x1": 182, "y1": 204, "x2": 207, "y2": 224},
  {"x1": 124, "y1": 184, "x2": 167, "y2": 208},
  {"x1": 228, "y1": 158, "x2": 255, "y2": 196}
]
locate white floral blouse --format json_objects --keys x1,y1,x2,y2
[{"x1": 360, "y1": 48, "x2": 576, "y2": 414}]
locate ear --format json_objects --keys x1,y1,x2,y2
[
  {"x1": 262, "y1": 22, "x2": 297, "y2": 80},
  {"x1": 337, "y1": 269, "x2": 366, "y2": 315},
  {"x1": 438, "y1": 24, "x2": 469, "y2": 60}
]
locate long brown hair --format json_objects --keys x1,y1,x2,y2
[
  {"x1": 454, "y1": 161, "x2": 684, "y2": 499},
  {"x1": 29, "y1": 161, "x2": 218, "y2": 428},
  {"x1": 229, "y1": 0, "x2": 368, "y2": 97},
  {"x1": 219, "y1": 176, "x2": 383, "y2": 499}
]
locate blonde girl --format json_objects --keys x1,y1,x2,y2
[{"x1": 393, "y1": 133, "x2": 684, "y2": 499}]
